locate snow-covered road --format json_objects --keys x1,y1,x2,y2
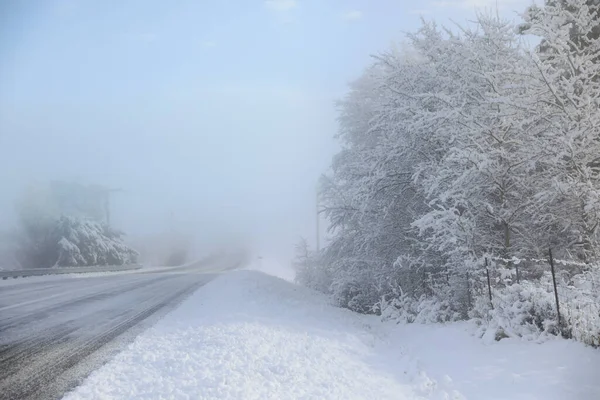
[{"x1": 0, "y1": 266, "x2": 219, "y2": 400}]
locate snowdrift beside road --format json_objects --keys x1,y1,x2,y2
[
  {"x1": 64, "y1": 270, "x2": 600, "y2": 400},
  {"x1": 63, "y1": 270, "x2": 457, "y2": 400},
  {"x1": 244, "y1": 255, "x2": 295, "y2": 281}
]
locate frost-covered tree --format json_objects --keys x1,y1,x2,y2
[
  {"x1": 406, "y1": 17, "x2": 555, "y2": 267},
  {"x1": 521, "y1": 0, "x2": 600, "y2": 261},
  {"x1": 13, "y1": 182, "x2": 138, "y2": 268},
  {"x1": 317, "y1": 57, "x2": 437, "y2": 312},
  {"x1": 520, "y1": 0, "x2": 600, "y2": 53},
  {"x1": 55, "y1": 216, "x2": 138, "y2": 267},
  {"x1": 293, "y1": 237, "x2": 331, "y2": 293},
  {"x1": 302, "y1": 6, "x2": 600, "y2": 343}
]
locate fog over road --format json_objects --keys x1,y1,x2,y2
[{"x1": 0, "y1": 265, "x2": 219, "y2": 400}]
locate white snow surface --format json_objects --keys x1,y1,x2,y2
[
  {"x1": 64, "y1": 270, "x2": 600, "y2": 400},
  {"x1": 245, "y1": 255, "x2": 295, "y2": 281}
]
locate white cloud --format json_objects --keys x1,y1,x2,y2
[
  {"x1": 409, "y1": 8, "x2": 432, "y2": 15},
  {"x1": 432, "y1": 0, "x2": 530, "y2": 9},
  {"x1": 341, "y1": 10, "x2": 362, "y2": 21},
  {"x1": 264, "y1": 0, "x2": 298, "y2": 24},
  {"x1": 264, "y1": 0, "x2": 297, "y2": 11}
]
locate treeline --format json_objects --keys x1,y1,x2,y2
[{"x1": 296, "y1": 0, "x2": 600, "y2": 345}]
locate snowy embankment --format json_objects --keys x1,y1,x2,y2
[
  {"x1": 64, "y1": 270, "x2": 600, "y2": 400},
  {"x1": 244, "y1": 254, "x2": 295, "y2": 281}
]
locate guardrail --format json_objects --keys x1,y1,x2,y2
[{"x1": 0, "y1": 264, "x2": 142, "y2": 280}]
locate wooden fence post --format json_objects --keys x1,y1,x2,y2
[
  {"x1": 485, "y1": 257, "x2": 493, "y2": 309},
  {"x1": 507, "y1": 258, "x2": 520, "y2": 284},
  {"x1": 466, "y1": 271, "x2": 472, "y2": 310},
  {"x1": 548, "y1": 248, "x2": 561, "y2": 327}
]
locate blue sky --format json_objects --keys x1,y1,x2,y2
[{"x1": 0, "y1": 0, "x2": 533, "y2": 256}]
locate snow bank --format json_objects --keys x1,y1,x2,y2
[
  {"x1": 245, "y1": 255, "x2": 295, "y2": 282},
  {"x1": 63, "y1": 270, "x2": 456, "y2": 400},
  {"x1": 380, "y1": 322, "x2": 600, "y2": 400},
  {"x1": 63, "y1": 271, "x2": 600, "y2": 400}
]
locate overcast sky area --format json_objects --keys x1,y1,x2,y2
[{"x1": 0, "y1": 0, "x2": 535, "y2": 259}]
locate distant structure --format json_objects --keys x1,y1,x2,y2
[{"x1": 49, "y1": 181, "x2": 122, "y2": 225}]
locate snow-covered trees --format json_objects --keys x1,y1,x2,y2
[
  {"x1": 408, "y1": 17, "x2": 544, "y2": 263},
  {"x1": 293, "y1": 238, "x2": 331, "y2": 294},
  {"x1": 13, "y1": 182, "x2": 138, "y2": 268},
  {"x1": 55, "y1": 216, "x2": 138, "y2": 267},
  {"x1": 14, "y1": 214, "x2": 138, "y2": 268},
  {"x1": 521, "y1": 0, "x2": 600, "y2": 261},
  {"x1": 298, "y1": 4, "x2": 600, "y2": 344}
]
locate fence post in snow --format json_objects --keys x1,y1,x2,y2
[
  {"x1": 466, "y1": 271, "x2": 472, "y2": 311},
  {"x1": 548, "y1": 248, "x2": 561, "y2": 328},
  {"x1": 506, "y1": 258, "x2": 520, "y2": 284},
  {"x1": 485, "y1": 258, "x2": 493, "y2": 309}
]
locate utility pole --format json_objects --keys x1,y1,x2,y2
[
  {"x1": 101, "y1": 188, "x2": 123, "y2": 226},
  {"x1": 316, "y1": 188, "x2": 320, "y2": 252}
]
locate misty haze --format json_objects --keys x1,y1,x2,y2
[{"x1": 1, "y1": 1, "x2": 600, "y2": 399}]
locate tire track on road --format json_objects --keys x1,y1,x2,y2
[
  {"x1": 0, "y1": 273, "x2": 212, "y2": 400},
  {"x1": 0, "y1": 275, "x2": 177, "y2": 334}
]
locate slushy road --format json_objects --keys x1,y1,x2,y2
[{"x1": 0, "y1": 265, "x2": 219, "y2": 400}]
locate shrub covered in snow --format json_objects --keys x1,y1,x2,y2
[
  {"x1": 472, "y1": 280, "x2": 559, "y2": 341},
  {"x1": 465, "y1": 260, "x2": 600, "y2": 346},
  {"x1": 54, "y1": 216, "x2": 138, "y2": 267},
  {"x1": 14, "y1": 215, "x2": 138, "y2": 268},
  {"x1": 293, "y1": 239, "x2": 332, "y2": 294},
  {"x1": 378, "y1": 293, "x2": 460, "y2": 324}
]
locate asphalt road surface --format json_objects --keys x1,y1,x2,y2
[{"x1": 0, "y1": 265, "x2": 219, "y2": 400}]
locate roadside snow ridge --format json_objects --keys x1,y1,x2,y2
[{"x1": 63, "y1": 270, "x2": 459, "y2": 400}]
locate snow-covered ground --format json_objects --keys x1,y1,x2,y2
[
  {"x1": 63, "y1": 270, "x2": 600, "y2": 400},
  {"x1": 244, "y1": 255, "x2": 295, "y2": 281},
  {"x1": 382, "y1": 322, "x2": 600, "y2": 400}
]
